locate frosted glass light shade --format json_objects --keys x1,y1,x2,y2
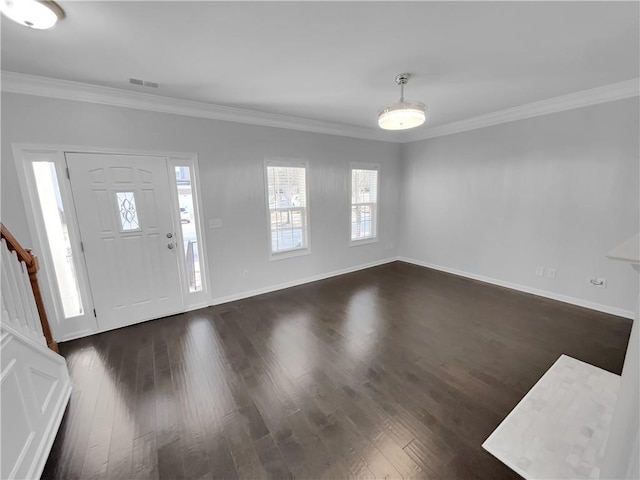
[
  {"x1": 377, "y1": 101, "x2": 427, "y2": 130},
  {"x1": 0, "y1": 0, "x2": 64, "y2": 29}
]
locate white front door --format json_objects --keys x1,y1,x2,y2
[{"x1": 66, "y1": 153, "x2": 184, "y2": 331}]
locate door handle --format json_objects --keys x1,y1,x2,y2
[
  {"x1": 166, "y1": 232, "x2": 173, "y2": 238},
  {"x1": 167, "y1": 243, "x2": 175, "y2": 249}
]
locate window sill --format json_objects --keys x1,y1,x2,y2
[
  {"x1": 269, "y1": 247, "x2": 311, "y2": 261},
  {"x1": 350, "y1": 237, "x2": 378, "y2": 247}
]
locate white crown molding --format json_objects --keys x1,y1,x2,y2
[
  {"x1": 408, "y1": 78, "x2": 640, "y2": 142},
  {"x1": 2, "y1": 71, "x2": 638, "y2": 144},
  {"x1": 0, "y1": 71, "x2": 398, "y2": 143}
]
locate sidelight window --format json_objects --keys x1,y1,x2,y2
[
  {"x1": 32, "y1": 161, "x2": 85, "y2": 318},
  {"x1": 174, "y1": 166, "x2": 203, "y2": 292}
]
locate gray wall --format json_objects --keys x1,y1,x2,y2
[
  {"x1": 400, "y1": 98, "x2": 640, "y2": 316},
  {"x1": 2, "y1": 92, "x2": 638, "y2": 317},
  {"x1": 1, "y1": 93, "x2": 401, "y2": 302}
]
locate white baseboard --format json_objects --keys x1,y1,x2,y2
[
  {"x1": 210, "y1": 257, "x2": 398, "y2": 307},
  {"x1": 397, "y1": 257, "x2": 635, "y2": 320},
  {"x1": 61, "y1": 302, "x2": 211, "y2": 342},
  {"x1": 59, "y1": 328, "x2": 97, "y2": 343},
  {"x1": 58, "y1": 258, "x2": 398, "y2": 342},
  {"x1": 59, "y1": 255, "x2": 632, "y2": 344}
]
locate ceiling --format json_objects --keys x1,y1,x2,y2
[{"x1": 2, "y1": 1, "x2": 639, "y2": 136}]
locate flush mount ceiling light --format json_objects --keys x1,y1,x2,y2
[
  {"x1": 0, "y1": 0, "x2": 65, "y2": 29},
  {"x1": 378, "y1": 74, "x2": 427, "y2": 131}
]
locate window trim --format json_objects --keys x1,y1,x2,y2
[
  {"x1": 263, "y1": 158, "x2": 311, "y2": 260},
  {"x1": 349, "y1": 163, "x2": 380, "y2": 246}
]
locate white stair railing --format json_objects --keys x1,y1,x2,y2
[
  {"x1": 1, "y1": 225, "x2": 71, "y2": 479},
  {"x1": 1, "y1": 238, "x2": 46, "y2": 347}
]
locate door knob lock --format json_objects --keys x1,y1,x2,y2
[
  {"x1": 166, "y1": 233, "x2": 173, "y2": 238},
  {"x1": 167, "y1": 243, "x2": 175, "y2": 249}
]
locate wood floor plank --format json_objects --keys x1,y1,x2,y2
[
  {"x1": 222, "y1": 409, "x2": 266, "y2": 480},
  {"x1": 58, "y1": 343, "x2": 111, "y2": 480},
  {"x1": 42, "y1": 262, "x2": 632, "y2": 479},
  {"x1": 252, "y1": 433, "x2": 293, "y2": 479},
  {"x1": 131, "y1": 433, "x2": 159, "y2": 480},
  {"x1": 104, "y1": 346, "x2": 137, "y2": 479},
  {"x1": 168, "y1": 343, "x2": 212, "y2": 479}
]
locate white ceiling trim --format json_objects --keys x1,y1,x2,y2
[
  {"x1": 2, "y1": 71, "x2": 638, "y2": 144},
  {"x1": 0, "y1": 71, "x2": 397, "y2": 142},
  {"x1": 411, "y1": 78, "x2": 640, "y2": 142}
]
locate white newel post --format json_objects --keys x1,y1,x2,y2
[{"x1": 601, "y1": 233, "x2": 640, "y2": 479}]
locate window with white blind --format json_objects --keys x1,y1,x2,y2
[
  {"x1": 265, "y1": 160, "x2": 310, "y2": 258},
  {"x1": 351, "y1": 166, "x2": 379, "y2": 243}
]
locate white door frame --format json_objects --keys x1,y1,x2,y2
[{"x1": 12, "y1": 143, "x2": 211, "y2": 342}]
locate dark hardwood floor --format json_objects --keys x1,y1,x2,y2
[{"x1": 42, "y1": 262, "x2": 632, "y2": 479}]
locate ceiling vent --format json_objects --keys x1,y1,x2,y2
[{"x1": 129, "y1": 78, "x2": 159, "y2": 88}]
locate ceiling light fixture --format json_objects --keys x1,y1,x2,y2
[
  {"x1": 0, "y1": 0, "x2": 65, "y2": 30},
  {"x1": 378, "y1": 74, "x2": 426, "y2": 130}
]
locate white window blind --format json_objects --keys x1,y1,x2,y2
[
  {"x1": 266, "y1": 162, "x2": 309, "y2": 255},
  {"x1": 351, "y1": 168, "x2": 378, "y2": 242}
]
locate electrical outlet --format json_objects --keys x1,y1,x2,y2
[
  {"x1": 535, "y1": 267, "x2": 544, "y2": 277},
  {"x1": 209, "y1": 218, "x2": 222, "y2": 229},
  {"x1": 589, "y1": 277, "x2": 607, "y2": 288},
  {"x1": 545, "y1": 268, "x2": 557, "y2": 279},
  {"x1": 242, "y1": 269, "x2": 249, "y2": 279}
]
